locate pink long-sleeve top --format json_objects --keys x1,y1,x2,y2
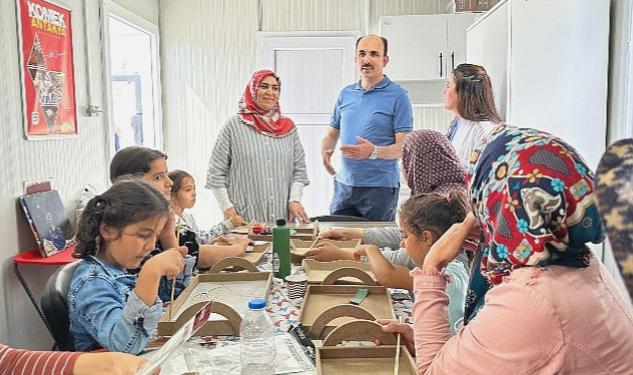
[{"x1": 411, "y1": 257, "x2": 633, "y2": 374}]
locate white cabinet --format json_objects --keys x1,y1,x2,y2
[
  {"x1": 467, "y1": 0, "x2": 609, "y2": 168},
  {"x1": 380, "y1": 13, "x2": 477, "y2": 81}
]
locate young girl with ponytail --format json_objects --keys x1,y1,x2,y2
[{"x1": 68, "y1": 180, "x2": 189, "y2": 354}]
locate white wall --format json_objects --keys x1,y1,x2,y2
[
  {"x1": 0, "y1": 0, "x2": 157, "y2": 350},
  {"x1": 0, "y1": 0, "x2": 108, "y2": 348},
  {"x1": 160, "y1": 0, "x2": 452, "y2": 229}
]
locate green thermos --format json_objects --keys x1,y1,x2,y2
[{"x1": 272, "y1": 218, "x2": 291, "y2": 279}]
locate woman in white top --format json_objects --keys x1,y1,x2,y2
[{"x1": 444, "y1": 63, "x2": 503, "y2": 165}]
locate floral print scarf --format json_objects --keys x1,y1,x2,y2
[{"x1": 238, "y1": 69, "x2": 295, "y2": 137}]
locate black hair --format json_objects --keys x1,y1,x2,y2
[
  {"x1": 400, "y1": 191, "x2": 468, "y2": 241},
  {"x1": 73, "y1": 180, "x2": 170, "y2": 258},
  {"x1": 109, "y1": 146, "x2": 167, "y2": 183},
  {"x1": 355, "y1": 35, "x2": 389, "y2": 56},
  {"x1": 168, "y1": 169, "x2": 194, "y2": 194}
]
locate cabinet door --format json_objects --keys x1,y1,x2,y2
[
  {"x1": 446, "y1": 13, "x2": 477, "y2": 72},
  {"x1": 381, "y1": 15, "x2": 447, "y2": 80},
  {"x1": 466, "y1": 1, "x2": 509, "y2": 120},
  {"x1": 509, "y1": 0, "x2": 609, "y2": 168}
]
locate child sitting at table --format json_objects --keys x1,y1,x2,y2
[
  {"x1": 68, "y1": 180, "x2": 188, "y2": 354},
  {"x1": 168, "y1": 169, "x2": 249, "y2": 266},
  {"x1": 363, "y1": 192, "x2": 470, "y2": 334}
]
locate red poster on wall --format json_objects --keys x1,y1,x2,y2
[{"x1": 17, "y1": 0, "x2": 77, "y2": 139}]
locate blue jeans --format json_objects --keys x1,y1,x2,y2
[{"x1": 330, "y1": 181, "x2": 398, "y2": 221}]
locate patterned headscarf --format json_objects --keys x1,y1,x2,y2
[
  {"x1": 402, "y1": 129, "x2": 466, "y2": 197},
  {"x1": 467, "y1": 125, "x2": 604, "y2": 285},
  {"x1": 238, "y1": 69, "x2": 295, "y2": 137},
  {"x1": 595, "y1": 138, "x2": 633, "y2": 300}
]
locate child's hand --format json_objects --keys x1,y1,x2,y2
[
  {"x1": 217, "y1": 235, "x2": 249, "y2": 247},
  {"x1": 318, "y1": 228, "x2": 363, "y2": 241},
  {"x1": 304, "y1": 241, "x2": 355, "y2": 261},
  {"x1": 143, "y1": 247, "x2": 186, "y2": 280}
]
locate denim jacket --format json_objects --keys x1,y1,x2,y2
[{"x1": 68, "y1": 255, "x2": 195, "y2": 354}]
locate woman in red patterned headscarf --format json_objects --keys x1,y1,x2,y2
[
  {"x1": 207, "y1": 70, "x2": 310, "y2": 223},
  {"x1": 237, "y1": 69, "x2": 295, "y2": 137},
  {"x1": 380, "y1": 125, "x2": 633, "y2": 374}
]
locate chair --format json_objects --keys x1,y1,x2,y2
[
  {"x1": 309, "y1": 214, "x2": 369, "y2": 222},
  {"x1": 41, "y1": 261, "x2": 80, "y2": 351}
]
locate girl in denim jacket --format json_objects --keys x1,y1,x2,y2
[{"x1": 68, "y1": 180, "x2": 189, "y2": 354}]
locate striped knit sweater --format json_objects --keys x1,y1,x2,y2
[
  {"x1": 0, "y1": 344, "x2": 80, "y2": 375},
  {"x1": 206, "y1": 115, "x2": 309, "y2": 222}
]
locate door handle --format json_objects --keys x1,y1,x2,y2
[
  {"x1": 451, "y1": 52, "x2": 455, "y2": 71},
  {"x1": 439, "y1": 53, "x2": 443, "y2": 77}
]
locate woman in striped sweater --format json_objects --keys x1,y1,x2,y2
[{"x1": 206, "y1": 69, "x2": 310, "y2": 224}]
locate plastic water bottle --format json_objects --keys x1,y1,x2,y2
[{"x1": 240, "y1": 298, "x2": 276, "y2": 375}]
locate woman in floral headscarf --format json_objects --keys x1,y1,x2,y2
[
  {"x1": 380, "y1": 126, "x2": 633, "y2": 374},
  {"x1": 207, "y1": 70, "x2": 310, "y2": 223}
]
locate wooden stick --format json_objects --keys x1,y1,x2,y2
[
  {"x1": 394, "y1": 316, "x2": 403, "y2": 375},
  {"x1": 170, "y1": 223, "x2": 183, "y2": 321}
]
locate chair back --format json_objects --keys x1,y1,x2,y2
[{"x1": 41, "y1": 261, "x2": 80, "y2": 351}]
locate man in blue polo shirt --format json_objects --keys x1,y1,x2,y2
[{"x1": 321, "y1": 34, "x2": 413, "y2": 221}]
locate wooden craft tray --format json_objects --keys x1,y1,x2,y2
[
  {"x1": 231, "y1": 226, "x2": 315, "y2": 242},
  {"x1": 316, "y1": 346, "x2": 416, "y2": 375},
  {"x1": 299, "y1": 284, "x2": 395, "y2": 338},
  {"x1": 241, "y1": 242, "x2": 270, "y2": 265},
  {"x1": 302, "y1": 259, "x2": 376, "y2": 284},
  {"x1": 158, "y1": 271, "x2": 272, "y2": 336},
  {"x1": 291, "y1": 239, "x2": 361, "y2": 264}
]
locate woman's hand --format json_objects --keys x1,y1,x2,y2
[
  {"x1": 74, "y1": 352, "x2": 158, "y2": 375},
  {"x1": 304, "y1": 241, "x2": 355, "y2": 261},
  {"x1": 223, "y1": 207, "x2": 239, "y2": 220},
  {"x1": 424, "y1": 212, "x2": 478, "y2": 270},
  {"x1": 318, "y1": 228, "x2": 363, "y2": 241},
  {"x1": 228, "y1": 214, "x2": 246, "y2": 227},
  {"x1": 375, "y1": 319, "x2": 415, "y2": 355},
  {"x1": 288, "y1": 201, "x2": 309, "y2": 223}
]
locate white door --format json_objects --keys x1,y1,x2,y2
[{"x1": 257, "y1": 32, "x2": 360, "y2": 218}]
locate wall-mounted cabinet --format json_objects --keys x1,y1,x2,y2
[{"x1": 380, "y1": 13, "x2": 477, "y2": 81}]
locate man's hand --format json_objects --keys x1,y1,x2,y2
[
  {"x1": 288, "y1": 201, "x2": 309, "y2": 223},
  {"x1": 340, "y1": 136, "x2": 375, "y2": 159},
  {"x1": 322, "y1": 148, "x2": 336, "y2": 175}
]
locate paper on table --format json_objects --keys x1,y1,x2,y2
[{"x1": 136, "y1": 301, "x2": 212, "y2": 375}]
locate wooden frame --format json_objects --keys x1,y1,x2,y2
[
  {"x1": 302, "y1": 259, "x2": 376, "y2": 284},
  {"x1": 316, "y1": 346, "x2": 416, "y2": 374},
  {"x1": 299, "y1": 284, "x2": 395, "y2": 339},
  {"x1": 158, "y1": 271, "x2": 272, "y2": 336}
]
